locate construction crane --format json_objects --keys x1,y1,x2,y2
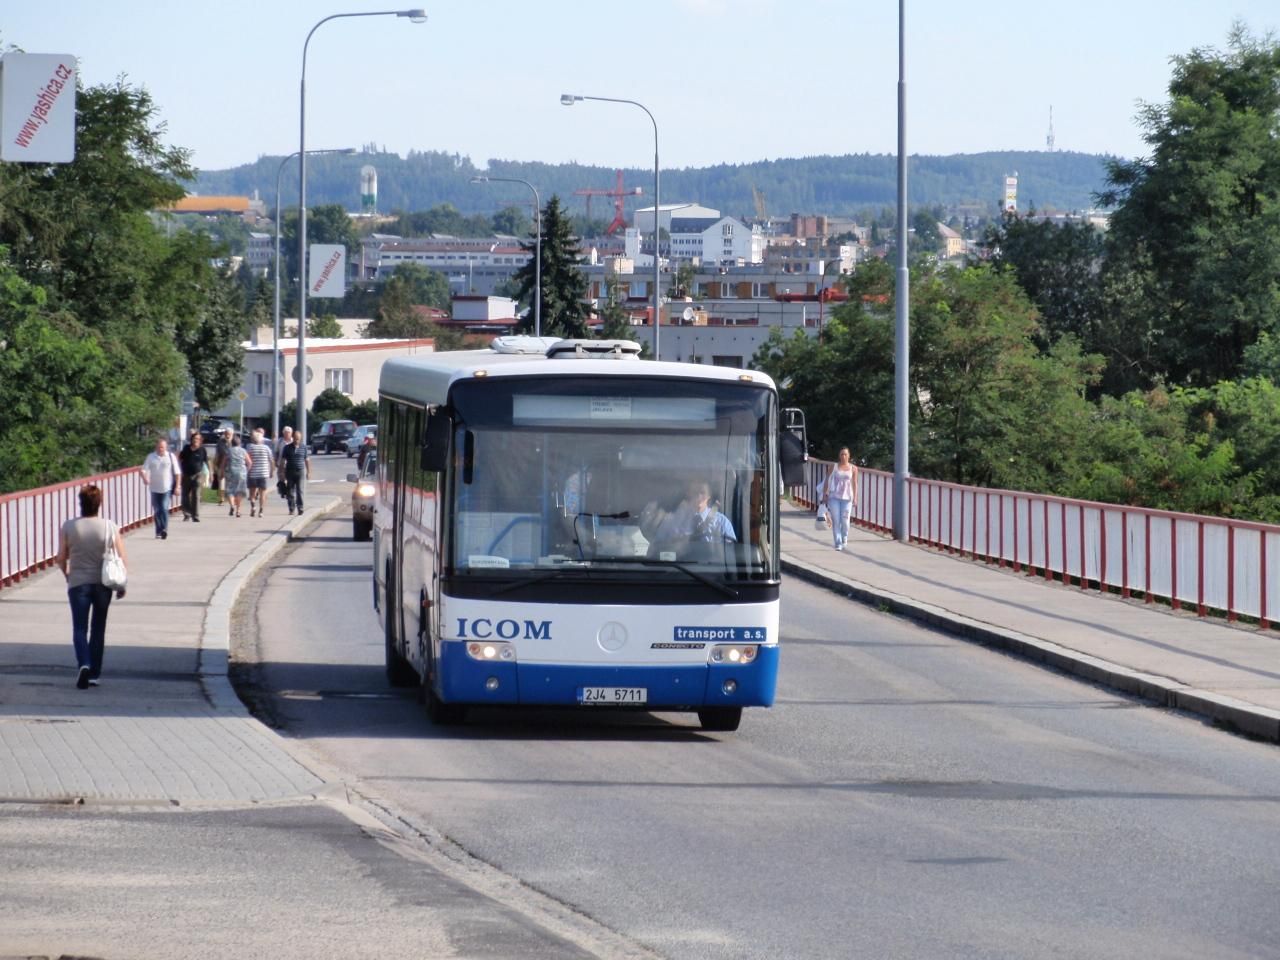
[{"x1": 574, "y1": 169, "x2": 643, "y2": 235}]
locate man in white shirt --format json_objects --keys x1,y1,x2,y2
[{"x1": 140, "y1": 437, "x2": 180, "y2": 540}]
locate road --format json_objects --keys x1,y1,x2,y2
[{"x1": 237, "y1": 504, "x2": 1280, "y2": 960}]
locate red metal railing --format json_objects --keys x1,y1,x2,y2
[
  {"x1": 0, "y1": 467, "x2": 159, "y2": 589},
  {"x1": 793, "y1": 459, "x2": 1280, "y2": 628}
]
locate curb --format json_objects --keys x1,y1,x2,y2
[
  {"x1": 781, "y1": 554, "x2": 1280, "y2": 744},
  {"x1": 198, "y1": 497, "x2": 344, "y2": 714}
]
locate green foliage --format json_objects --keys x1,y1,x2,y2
[
  {"x1": 1099, "y1": 26, "x2": 1280, "y2": 388},
  {"x1": 199, "y1": 149, "x2": 1110, "y2": 220},
  {"x1": 598, "y1": 276, "x2": 634, "y2": 341},
  {"x1": 364, "y1": 274, "x2": 425, "y2": 338},
  {"x1": 388, "y1": 262, "x2": 450, "y2": 311},
  {"x1": 491, "y1": 205, "x2": 531, "y2": 236},
  {"x1": 511, "y1": 196, "x2": 589, "y2": 338},
  {"x1": 308, "y1": 313, "x2": 343, "y2": 338},
  {"x1": 0, "y1": 77, "x2": 250, "y2": 491},
  {"x1": 310, "y1": 388, "x2": 351, "y2": 425},
  {"x1": 347, "y1": 400, "x2": 378, "y2": 424}
]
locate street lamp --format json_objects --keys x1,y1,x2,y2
[
  {"x1": 297, "y1": 8, "x2": 426, "y2": 448},
  {"x1": 273, "y1": 147, "x2": 355, "y2": 442},
  {"x1": 560, "y1": 93, "x2": 660, "y2": 359},
  {"x1": 470, "y1": 175, "x2": 540, "y2": 337},
  {"x1": 893, "y1": 0, "x2": 910, "y2": 542}
]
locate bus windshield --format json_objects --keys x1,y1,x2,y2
[{"x1": 446, "y1": 376, "x2": 777, "y2": 583}]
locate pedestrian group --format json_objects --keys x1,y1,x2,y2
[{"x1": 56, "y1": 425, "x2": 312, "y2": 689}]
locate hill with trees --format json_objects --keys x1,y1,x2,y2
[{"x1": 193, "y1": 149, "x2": 1112, "y2": 222}]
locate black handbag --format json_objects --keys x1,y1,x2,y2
[{"x1": 276, "y1": 478, "x2": 288, "y2": 498}]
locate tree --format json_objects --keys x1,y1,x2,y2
[
  {"x1": 911, "y1": 210, "x2": 941, "y2": 256},
  {"x1": 1098, "y1": 26, "x2": 1280, "y2": 387},
  {"x1": 598, "y1": 276, "x2": 634, "y2": 341},
  {"x1": 0, "y1": 77, "x2": 248, "y2": 486},
  {"x1": 347, "y1": 399, "x2": 378, "y2": 424},
  {"x1": 309, "y1": 313, "x2": 343, "y2": 338},
  {"x1": 492, "y1": 205, "x2": 530, "y2": 237},
  {"x1": 671, "y1": 261, "x2": 697, "y2": 299},
  {"x1": 985, "y1": 213, "x2": 1105, "y2": 353},
  {"x1": 279, "y1": 204, "x2": 360, "y2": 299},
  {"x1": 364, "y1": 273, "x2": 425, "y2": 338},
  {"x1": 511, "y1": 195, "x2": 589, "y2": 338},
  {"x1": 388, "y1": 262, "x2": 450, "y2": 311},
  {"x1": 311, "y1": 388, "x2": 351, "y2": 424}
]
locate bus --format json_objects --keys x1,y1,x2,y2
[{"x1": 373, "y1": 337, "x2": 804, "y2": 731}]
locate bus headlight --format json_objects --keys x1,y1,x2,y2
[
  {"x1": 466, "y1": 641, "x2": 516, "y2": 662},
  {"x1": 710, "y1": 644, "x2": 758, "y2": 664}
]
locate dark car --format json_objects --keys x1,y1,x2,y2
[
  {"x1": 310, "y1": 419, "x2": 356, "y2": 454},
  {"x1": 197, "y1": 419, "x2": 240, "y2": 446}
]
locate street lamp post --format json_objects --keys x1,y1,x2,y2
[
  {"x1": 470, "y1": 176, "x2": 540, "y2": 337},
  {"x1": 297, "y1": 8, "x2": 425, "y2": 449},
  {"x1": 893, "y1": 0, "x2": 910, "y2": 542},
  {"x1": 560, "y1": 93, "x2": 659, "y2": 359},
  {"x1": 272, "y1": 147, "x2": 354, "y2": 442}
]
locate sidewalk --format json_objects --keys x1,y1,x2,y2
[
  {"x1": 781, "y1": 505, "x2": 1280, "y2": 743},
  {"x1": 0, "y1": 497, "x2": 336, "y2": 803}
]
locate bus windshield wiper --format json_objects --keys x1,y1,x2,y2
[
  {"x1": 485, "y1": 567, "x2": 593, "y2": 598},
  {"x1": 593, "y1": 557, "x2": 740, "y2": 599}
]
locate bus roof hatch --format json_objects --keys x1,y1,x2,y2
[{"x1": 545, "y1": 339, "x2": 642, "y2": 360}]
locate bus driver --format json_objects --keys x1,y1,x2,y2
[{"x1": 647, "y1": 479, "x2": 737, "y2": 545}]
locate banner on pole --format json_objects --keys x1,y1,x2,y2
[
  {"x1": 308, "y1": 244, "x2": 346, "y2": 298},
  {"x1": 0, "y1": 53, "x2": 77, "y2": 163}
]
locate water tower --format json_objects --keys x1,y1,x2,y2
[{"x1": 360, "y1": 165, "x2": 378, "y2": 214}]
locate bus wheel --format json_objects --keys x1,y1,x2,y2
[
  {"x1": 384, "y1": 576, "x2": 417, "y2": 688},
  {"x1": 697, "y1": 707, "x2": 742, "y2": 732},
  {"x1": 353, "y1": 518, "x2": 372, "y2": 542}
]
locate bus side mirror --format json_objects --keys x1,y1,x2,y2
[
  {"x1": 779, "y1": 430, "x2": 806, "y2": 486},
  {"x1": 421, "y1": 412, "x2": 450, "y2": 472}
]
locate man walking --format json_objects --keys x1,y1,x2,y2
[
  {"x1": 279, "y1": 431, "x2": 311, "y2": 516},
  {"x1": 140, "y1": 437, "x2": 180, "y2": 540},
  {"x1": 213, "y1": 428, "x2": 232, "y2": 505},
  {"x1": 176, "y1": 432, "x2": 209, "y2": 522}
]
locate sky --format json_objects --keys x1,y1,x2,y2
[{"x1": 5, "y1": 1, "x2": 1279, "y2": 174}]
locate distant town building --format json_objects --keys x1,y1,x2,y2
[
  {"x1": 245, "y1": 232, "x2": 273, "y2": 275},
  {"x1": 164, "y1": 194, "x2": 267, "y2": 222},
  {"x1": 937, "y1": 222, "x2": 966, "y2": 259}
]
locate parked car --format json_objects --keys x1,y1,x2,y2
[
  {"x1": 345, "y1": 423, "x2": 378, "y2": 458},
  {"x1": 310, "y1": 419, "x2": 356, "y2": 454},
  {"x1": 347, "y1": 453, "x2": 376, "y2": 541}
]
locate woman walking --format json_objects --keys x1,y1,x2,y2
[
  {"x1": 824, "y1": 447, "x2": 859, "y2": 551},
  {"x1": 224, "y1": 434, "x2": 251, "y2": 518},
  {"x1": 55, "y1": 485, "x2": 128, "y2": 689},
  {"x1": 245, "y1": 429, "x2": 274, "y2": 518}
]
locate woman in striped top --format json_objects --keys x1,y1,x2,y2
[{"x1": 245, "y1": 429, "x2": 275, "y2": 518}]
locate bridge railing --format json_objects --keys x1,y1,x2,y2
[
  {"x1": 792, "y1": 459, "x2": 1280, "y2": 628},
  {"x1": 0, "y1": 467, "x2": 156, "y2": 589}
]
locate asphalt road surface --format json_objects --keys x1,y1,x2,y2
[{"x1": 236, "y1": 508, "x2": 1280, "y2": 960}]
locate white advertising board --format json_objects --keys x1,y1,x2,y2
[
  {"x1": 0, "y1": 53, "x2": 77, "y2": 163},
  {"x1": 308, "y1": 244, "x2": 346, "y2": 298}
]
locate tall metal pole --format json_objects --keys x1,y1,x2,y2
[
  {"x1": 470, "y1": 176, "x2": 541, "y2": 336},
  {"x1": 297, "y1": 10, "x2": 425, "y2": 449},
  {"x1": 560, "y1": 94, "x2": 659, "y2": 357},
  {"x1": 274, "y1": 147, "x2": 353, "y2": 441},
  {"x1": 893, "y1": 0, "x2": 911, "y2": 542}
]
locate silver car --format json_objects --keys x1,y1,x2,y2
[
  {"x1": 346, "y1": 453, "x2": 377, "y2": 541},
  {"x1": 345, "y1": 423, "x2": 378, "y2": 458}
]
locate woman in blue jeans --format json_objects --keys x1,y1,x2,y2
[{"x1": 55, "y1": 484, "x2": 128, "y2": 689}]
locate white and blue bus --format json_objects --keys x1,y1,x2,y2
[{"x1": 373, "y1": 337, "x2": 804, "y2": 731}]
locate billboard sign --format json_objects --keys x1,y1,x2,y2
[
  {"x1": 0, "y1": 53, "x2": 77, "y2": 163},
  {"x1": 308, "y1": 244, "x2": 346, "y2": 298},
  {"x1": 1003, "y1": 175, "x2": 1018, "y2": 213}
]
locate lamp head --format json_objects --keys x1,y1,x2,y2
[
  {"x1": 400, "y1": 9, "x2": 428, "y2": 22},
  {"x1": 560, "y1": 94, "x2": 582, "y2": 106}
]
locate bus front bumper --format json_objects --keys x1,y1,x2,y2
[{"x1": 436, "y1": 641, "x2": 779, "y2": 709}]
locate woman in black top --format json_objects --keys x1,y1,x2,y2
[{"x1": 177, "y1": 432, "x2": 209, "y2": 522}]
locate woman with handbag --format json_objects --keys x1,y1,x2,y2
[
  {"x1": 824, "y1": 447, "x2": 859, "y2": 551},
  {"x1": 55, "y1": 484, "x2": 128, "y2": 689}
]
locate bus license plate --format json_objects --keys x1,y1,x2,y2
[{"x1": 580, "y1": 686, "x2": 647, "y2": 705}]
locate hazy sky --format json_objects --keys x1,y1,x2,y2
[{"x1": 5, "y1": 1, "x2": 1278, "y2": 173}]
